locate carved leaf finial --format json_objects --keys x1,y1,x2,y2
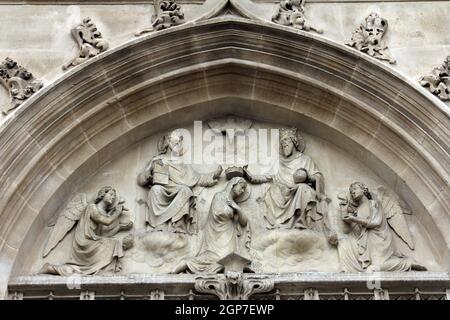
[
  {"x1": 419, "y1": 55, "x2": 450, "y2": 101},
  {"x1": 346, "y1": 12, "x2": 396, "y2": 64},
  {"x1": 63, "y1": 17, "x2": 109, "y2": 70},
  {"x1": 136, "y1": 0, "x2": 185, "y2": 36},
  {"x1": 272, "y1": 0, "x2": 323, "y2": 34},
  {"x1": 0, "y1": 57, "x2": 43, "y2": 114}
]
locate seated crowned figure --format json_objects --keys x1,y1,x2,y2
[{"x1": 263, "y1": 128, "x2": 328, "y2": 231}]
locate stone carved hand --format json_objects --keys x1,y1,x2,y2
[
  {"x1": 342, "y1": 215, "x2": 356, "y2": 223},
  {"x1": 213, "y1": 165, "x2": 223, "y2": 180},
  {"x1": 227, "y1": 200, "x2": 241, "y2": 212},
  {"x1": 344, "y1": 215, "x2": 368, "y2": 227}
]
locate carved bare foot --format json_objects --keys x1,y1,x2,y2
[
  {"x1": 411, "y1": 263, "x2": 427, "y2": 271},
  {"x1": 293, "y1": 221, "x2": 307, "y2": 230},
  {"x1": 39, "y1": 263, "x2": 58, "y2": 275},
  {"x1": 366, "y1": 265, "x2": 380, "y2": 273},
  {"x1": 170, "y1": 261, "x2": 188, "y2": 274}
]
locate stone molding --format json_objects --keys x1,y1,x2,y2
[
  {"x1": 8, "y1": 272, "x2": 450, "y2": 300},
  {"x1": 0, "y1": 17, "x2": 448, "y2": 298}
]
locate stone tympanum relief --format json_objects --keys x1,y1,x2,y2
[
  {"x1": 63, "y1": 17, "x2": 109, "y2": 70},
  {"x1": 136, "y1": 0, "x2": 185, "y2": 36},
  {"x1": 40, "y1": 186, "x2": 134, "y2": 276},
  {"x1": 0, "y1": 58, "x2": 43, "y2": 114},
  {"x1": 137, "y1": 130, "x2": 222, "y2": 235},
  {"x1": 33, "y1": 118, "x2": 437, "y2": 276},
  {"x1": 346, "y1": 12, "x2": 396, "y2": 64},
  {"x1": 420, "y1": 55, "x2": 450, "y2": 101},
  {"x1": 272, "y1": 0, "x2": 323, "y2": 34},
  {"x1": 337, "y1": 182, "x2": 427, "y2": 272}
]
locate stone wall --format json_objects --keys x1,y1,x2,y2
[
  {"x1": 1, "y1": 1, "x2": 450, "y2": 116},
  {"x1": 0, "y1": 0, "x2": 450, "y2": 117},
  {"x1": 0, "y1": 1, "x2": 448, "y2": 300}
]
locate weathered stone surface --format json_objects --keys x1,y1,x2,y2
[{"x1": 0, "y1": 3, "x2": 448, "y2": 299}]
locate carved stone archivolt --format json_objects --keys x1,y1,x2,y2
[
  {"x1": 0, "y1": 58, "x2": 43, "y2": 114},
  {"x1": 63, "y1": 17, "x2": 109, "y2": 70},
  {"x1": 272, "y1": 0, "x2": 323, "y2": 34},
  {"x1": 420, "y1": 56, "x2": 450, "y2": 101},
  {"x1": 136, "y1": 0, "x2": 185, "y2": 36},
  {"x1": 346, "y1": 12, "x2": 396, "y2": 64}
]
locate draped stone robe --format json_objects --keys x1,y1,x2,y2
[
  {"x1": 137, "y1": 154, "x2": 217, "y2": 233},
  {"x1": 338, "y1": 196, "x2": 414, "y2": 272},
  {"x1": 185, "y1": 186, "x2": 251, "y2": 273},
  {"x1": 264, "y1": 152, "x2": 322, "y2": 228},
  {"x1": 53, "y1": 204, "x2": 128, "y2": 276}
]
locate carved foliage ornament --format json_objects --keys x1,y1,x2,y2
[
  {"x1": 136, "y1": 0, "x2": 185, "y2": 36},
  {"x1": 63, "y1": 17, "x2": 109, "y2": 70},
  {"x1": 0, "y1": 58, "x2": 43, "y2": 114},
  {"x1": 420, "y1": 55, "x2": 450, "y2": 101},
  {"x1": 195, "y1": 272, "x2": 274, "y2": 300},
  {"x1": 346, "y1": 12, "x2": 396, "y2": 64},
  {"x1": 272, "y1": 0, "x2": 323, "y2": 34}
]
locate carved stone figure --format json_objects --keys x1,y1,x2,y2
[
  {"x1": 40, "y1": 186, "x2": 134, "y2": 276},
  {"x1": 137, "y1": 130, "x2": 222, "y2": 235},
  {"x1": 346, "y1": 12, "x2": 396, "y2": 64},
  {"x1": 136, "y1": 0, "x2": 185, "y2": 36},
  {"x1": 171, "y1": 177, "x2": 252, "y2": 273},
  {"x1": 63, "y1": 17, "x2": 109, "y2": 70},
  {"x1": 194, "y1": 252, "x2": 274, "y2": 300},
  {"x1": 0, "y1": 57, "x2": 43, "y2": 114},
  {"x1": 337, "y1": 182, "x2": 427, "y2": 272},
  {"x1": 419, "y1": 55, "x2": 450, "y2": 101},
  {"x1": 272, "y1": 0, "x2": 323, "y2": 34},
  {"x1": 258, "y1": 128, "x2": 333, "y2": 236}
]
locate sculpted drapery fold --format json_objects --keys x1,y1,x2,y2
[
  {"x1": 38, "y1": 126, "x2": 428, "y2": 279},
  {"x1": 137, "y1": 130, "x2": 221, "y2": 235},
  {"x1": 40, "y1": 187, "x2": 134, "y2": 276},
  {"x1": 337, "y1": 182, "x2": 426, "y2": 272}
]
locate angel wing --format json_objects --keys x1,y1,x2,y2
[
  {"x1": 42, "y1": 193, "x2": 88, "y2": 257},
  {"x1": 376, "y1": 186, "x2": 415, "y2": 250}
]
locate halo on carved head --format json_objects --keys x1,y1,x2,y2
[
  {"x1": 279, "y1": 127, "x2": 306, "y2": 153},
  {"x1": 227, "y1": 176, "x2": 251, "y2": 203},
  {"x1": 95, "y1": 186, "x2": 117, "y2": 204}
]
